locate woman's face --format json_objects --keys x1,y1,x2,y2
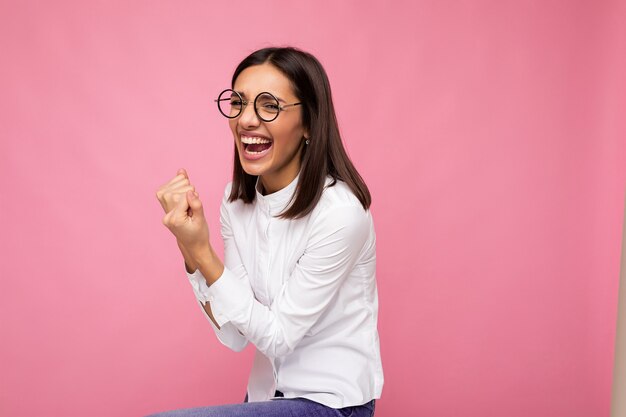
[{"x1": 230, "y1": 63, "x2": 308, "y2": 194}]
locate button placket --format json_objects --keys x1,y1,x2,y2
[
  {"x1": 264, "y1": 205, "x2": 273, "y2": 307},
  {"x1": 255, "y1": 205, "x2": 271, "y2": 306}
]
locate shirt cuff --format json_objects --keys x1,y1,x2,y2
[{"x1": 186, "y1": 268, "x2": 211, "y2": 305}]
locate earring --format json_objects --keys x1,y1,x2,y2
[{"x1": 305, "y1": 137, "x2": 310, "y2": 145}]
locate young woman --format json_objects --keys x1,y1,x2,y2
[{"x1": 153, "y1": 46, "x2": 383, "y2": 417}]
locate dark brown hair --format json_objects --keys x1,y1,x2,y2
[{"x1": 228, "y1": 46, "x2": 371, "y2": 219}]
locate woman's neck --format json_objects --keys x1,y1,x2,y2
[{"x1": 259, "y1": 161, "x2": 301, "y2": 195}]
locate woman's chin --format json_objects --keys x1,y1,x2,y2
[{"x1": 240, "y1": 159, "x2": 267, "y2": 177}]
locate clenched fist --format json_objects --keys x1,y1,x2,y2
[
  {"x1": 156, "y1": 168, "x2": 210, "y2": 259},
  {"x1": 156, "y1": 168, "x2": 196, "y2": 215}
]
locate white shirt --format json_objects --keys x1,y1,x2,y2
[{"x1": 186, "y1": 174, "x2": 384, "y2": 408}]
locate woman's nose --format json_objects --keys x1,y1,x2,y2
[{"x1": 238, "y1": 102, "x2": 260, "y2": 128}]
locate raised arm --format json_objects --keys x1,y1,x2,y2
[{"x1": 157, "y1": 170, "x2": 247, "y2": 352}]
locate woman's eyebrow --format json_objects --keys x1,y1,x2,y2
[
  {"x1": 236, "y1": 90, "x2": 287, "y2": 103},
  {"x1": 266, "y1": 94, "x2": 286, "y2": 103}
]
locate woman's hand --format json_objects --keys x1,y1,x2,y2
[
  {"x1": 156, "y1": 169, "x2": 210, "y2": 262},
  {"x1": 156, "y1": 168, "x2": 196, "y2": 215}
]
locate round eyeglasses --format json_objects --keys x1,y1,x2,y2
[{"x1": 215, "y1": 89, "x2": 302, "y2": 122}]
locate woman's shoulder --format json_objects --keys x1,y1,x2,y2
[
  {"x1": 317, "y1": 177, "x2": 365, "y2": 210},
  {"x1": 310, "y1": 177, "x2": 371, "y2": 227},
  {"x1": 221, "y1": 181, "x2": 233, "y2": 206},
  {"x1": 220, "y1": 181, "x2": 246, "y2": 213},
  {"x1": 223, "y1": 181, "x2": 234, "y2": 197},
  {"x1": 307, "y1": 177, "x2": 373, "y2": 248}
]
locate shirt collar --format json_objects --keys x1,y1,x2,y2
[{"x1": 255, "y1": 173, "x2": 300, "y2": 214}]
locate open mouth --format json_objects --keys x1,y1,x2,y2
[{"x1": 241, "y1": 135, "x2": 273, "y2": 157}]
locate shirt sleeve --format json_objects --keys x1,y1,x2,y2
[
  {"x1": 207, "y1": 193, "x2": 371, "y2": 359},
  {"x1": 186, "y1": 268, "x2": 249, "y2": 352}
]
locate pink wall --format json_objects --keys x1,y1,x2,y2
[{"x1": 1, "y1": 1, "x2": 625, "y2": 416}]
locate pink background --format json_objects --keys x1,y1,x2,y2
[{"x1": 1, "y1": 1, "x2": 625, "y2": 416}]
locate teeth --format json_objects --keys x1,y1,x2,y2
[{"x1": 241, "y1": 136, "x2": 271, "y2": 144}]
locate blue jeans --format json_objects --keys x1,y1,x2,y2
[{"x1": 145, "y1": 393, "x2": 376, "y2": 417}]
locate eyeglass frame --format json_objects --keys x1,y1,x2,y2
[{"x1": 214, "y1": 89, "x2": 302, "y2": 122}]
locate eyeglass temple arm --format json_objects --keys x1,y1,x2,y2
[{"x1": 280, "y1": 103, "x2": 302, "y2": 110}]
